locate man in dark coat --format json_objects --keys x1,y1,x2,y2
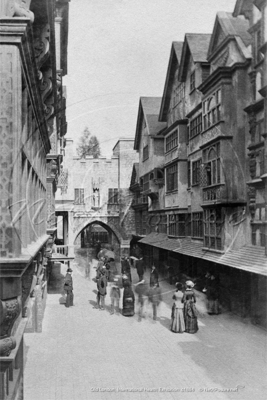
[
  {"x1": 64, "y1": 268, "x2": 74, "y2": 307},
  {"x1": 206, "y1": 274, "x2": 220, "y2": 315},
  {"x1": 150, "y1": 265, "x2": 159, "y2": 287},
  {"x1": 136, "y1": 257, "x2": 144, "y2": 281}
]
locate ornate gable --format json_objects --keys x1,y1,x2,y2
[{"x1": 208, "y1": 12, "x2": 251, "y2": 70}]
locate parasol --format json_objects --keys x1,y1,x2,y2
[{"x1": 98, "y1": 249, "x2": 115, "y2": 260}]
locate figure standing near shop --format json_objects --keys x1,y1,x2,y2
[
  {"x1": 121, "y1": 256, "x2": 132, "y2": 282},
  {"x1": 148, "y1": 283, "x2": 162, "y2": 321},
  {"x1": 85, "y1": 260, "x2": 90, "y2": 279},
  {"x1": 122, "y1": 280, "x2": 135, "y2": 317},
  {"x1": 205, "y1": 273, "x2": 220, "y2": 315},
  {"x1": 182, "y1": 280, "x2": 198, "y2": 333},
  {"x1": 96, "y1": 265, "x2": 107, "y2": 310},
  {"x1": 64, "y1": 267, "x2": 74, "y2": 308},
  {"x1": 134, "y1": 278, "x2": 147, "y2": 321},
  {"x1": 171, "y1": 282, "x2": 185, "y2": 333},
  {"x1": 96, "y1": 257, "x2": 105, "y2": 279},
  {"x1": 110, "y1": 275, "x2": 121, "y2": 315},
  {"x1": 136, "y1": 257, "x2": 144, "y2": 281},
  {"x1": 150, "y1": 264, "x2": 159, "y2": 287}
]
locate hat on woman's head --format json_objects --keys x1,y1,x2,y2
[
  {"x1": 186, "y1": 280, "x2": 194, "y2": 288},
  {"x1": 176, "y1": 282, "x2": 183, "y2": 290}
]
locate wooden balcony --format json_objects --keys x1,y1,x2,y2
[
  {"x1": 202, "y1": 184, "x2": 246, "y2": 206},
  {"x1": 131, "y1": 195, "x2": 148, "y2": 209}
]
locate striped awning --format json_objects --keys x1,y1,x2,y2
[{"x1": 138, "y1": 233, "x2": 267, "y2": 276}]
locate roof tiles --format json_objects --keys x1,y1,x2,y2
[{"x1": 139, "y1": 234, "x2": 267, "y2": 276}]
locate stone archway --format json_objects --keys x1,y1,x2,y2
[
  {"x1": 74, "y1": 220, "x2": 122, "y2": 244},
  {"x1": 63, "y1": 211, "x2": 131, "y2": 258},
  {"x1": 74, "y1": 220, "x2": 122, "y2": 256}
]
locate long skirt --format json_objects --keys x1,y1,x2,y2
[
  {"x1": 122, "y1": 298, "x2": 135, "y2": 316},
  {"x1": 171, "y1": 308, "x2": 185, "y2": 333},
  {"x1": 184, "y1": 302, "x2": 198, "y2": 333}
]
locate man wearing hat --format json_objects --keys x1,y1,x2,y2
[
  {"x1": 96, "y1": 265, "x2": 107, "y2": 310},
  {"x1": 64, "y1": 267, "x2": 74, "y2": 308}
]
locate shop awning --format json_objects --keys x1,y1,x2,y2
[
  {"x1": 138, "y1": 232, "x2": 179, "y2": 250},
  {"x1": 138, "y1": 233, "x2": 267, "y2": 276}
]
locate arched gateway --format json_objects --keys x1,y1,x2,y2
[
  {"x1": 55, "y1": 138, "x2": 138, "y2": 258},
  {"x1": 73, "y1": 218, "x2": 126, "y2": 257}
]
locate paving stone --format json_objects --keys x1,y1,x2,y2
[{"x1": 24, "y1": 257, "x2": 267, "y2": 400}]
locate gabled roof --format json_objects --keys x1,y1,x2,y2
[
  {"x1": 159, "y1": 41, "x2": 183, "y2": 121},
  {"x1": 178, "y1": 34, "x2": 211, "y2": 82},
  {"x1": 130, "y1": 163, "x2": 139, "y2": 188},
  {"x1": 134, "y1": 97, "x2": 166, "y2": 150},
  {"x1": 232, "y1": 0, "x2": 253, "y2": 18},
  {"x1": 208, "y1": 12, "x2": 251, "y2": 59}
]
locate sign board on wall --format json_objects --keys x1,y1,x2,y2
[{"x1": 121, "y1": 240, "x2": 130, "y2": 248}]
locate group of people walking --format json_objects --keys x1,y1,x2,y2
[
  {"x1": 64, "y1": 250, "x2": 219, "y2": 336},
  {"x1": 171, "y1": 280, "x2": 198, "y2": 334},
  {"x1": 92, "y1": 255, "x2": 164, "y2": 322}
]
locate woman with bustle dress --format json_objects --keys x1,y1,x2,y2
[
  {"x1": 182, "y1": 280, "x2": 198, "y2": 333},
  {"x1": 171, "y1": 282, "x2": 185, "y2": 333},
  {"x1": 122, "y1": 280, "x2": 135, "y2": 316}
]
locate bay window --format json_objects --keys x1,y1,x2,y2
[{"x1": 203, "y1": 88, "x2": 221, "y2": 130}]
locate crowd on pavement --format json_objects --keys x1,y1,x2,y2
[
  {"x1": 61, "y1": 243, "x2": 221, "y2": 334},
  {"x1": 24, "y1": 245, "x2": 267, "y2": 400}
]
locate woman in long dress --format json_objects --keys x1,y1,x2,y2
[
  {"x1": 171, "y1": 282, "x2": 185, "y2": 333},
  {"x1": 182, "y1": 280, "x2": 198, "y2": 333},
  {"x1": 122, "y1": 281, "x2": 135, "y2": 316}
]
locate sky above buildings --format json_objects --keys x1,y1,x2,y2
[{"x1": 65, "y1": 0, "x2": 237, "y2": 158}]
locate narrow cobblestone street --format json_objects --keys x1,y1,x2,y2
[{"x1": 24, "y1": 252, "x2": 267, "y2": 400}]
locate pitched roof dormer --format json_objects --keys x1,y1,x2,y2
[
  {"x1": 159, "y1": 42, "x2": 183, "y2": 121},
  {"x1": 178, "y1": 33, "x2": 211, "y2": 82},
  {"x1": 134, "y1": 97, "x2": 166, "y2": 151},
  {"x1": 207, "y1": 12, "x2": 251, "y2": 61}
]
